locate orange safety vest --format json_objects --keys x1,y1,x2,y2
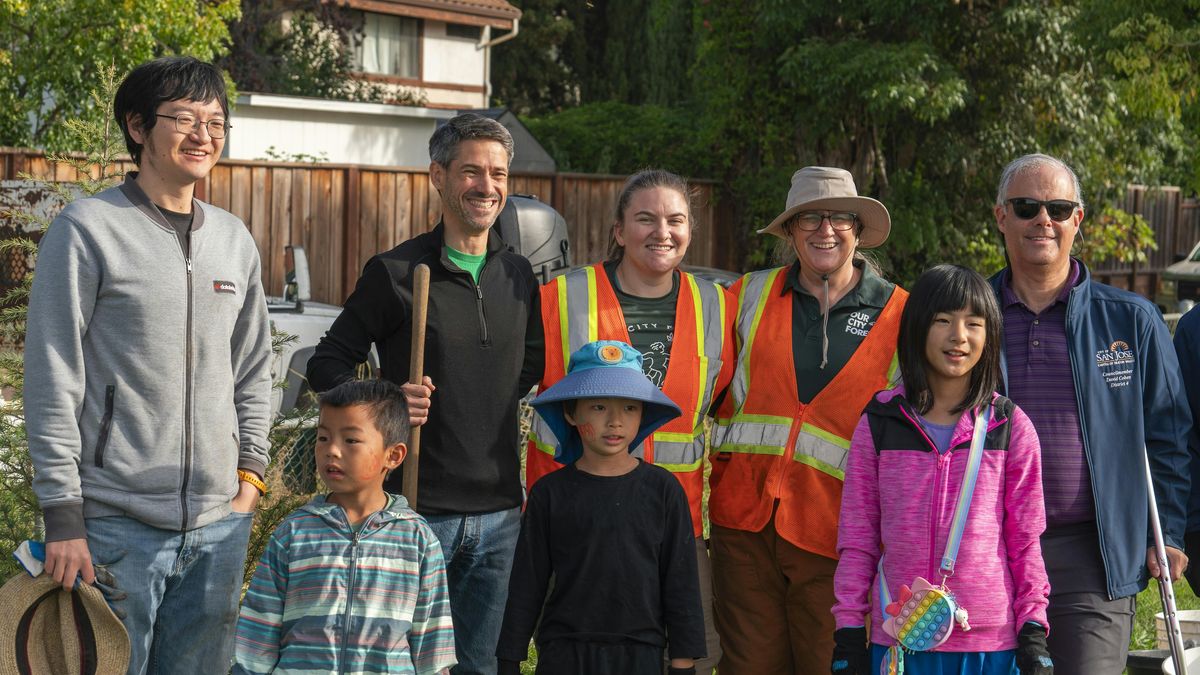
[
  {"x1": 526, "y1": 263, "x2": 735, "y2": 536},
  {"x1": 710, "y1": 267, "x2": 907, "y2": 559}
]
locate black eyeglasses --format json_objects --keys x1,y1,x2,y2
[
  {"x1": 155, "y1": 113, "x2": 230, "y2": 139},
  {"x1": 1006, "y1": 198, "x2": 1078, "y2": 221},
  {"x1": 792, "y1": 211, "x2": 857, "y2": 231}
]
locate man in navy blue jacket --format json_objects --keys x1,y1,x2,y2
[
  {"x1": 1174, "y1": 307, "x2": 1200, "y2": 593},
  {"x1": 989, "y1": 153, "x2": 1191, "y2": 675}
]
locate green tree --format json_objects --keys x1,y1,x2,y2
[
  {"x1": 493, "y1": 0, "x2": 699, "y2": 115},
  {"x1": 0, "y1": 0, "x2": 240, "y2": 149},
  {"x1": 691, "y1": 0, "x2": 1200, "y2": 281},
  {"x1": 504, "y1": 1, "x2": 1198, "y2": 279},
  {"x1": 489, "y1": 0, "x2": 581, "y2": 115},
  {"x1": 222, "y1": 3, "x2": 423, "y2": 106},
  {"x1": 1074, "y1": 1, "x2": 1200, "y2": 193}
]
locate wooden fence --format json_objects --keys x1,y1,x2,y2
[
  {"x1": 0, "y1": 148, "x2": 731, "y2": 304},
  {"x1": 1088, "y1": 185, "x2": 1200, "y2": 298},
  {"x1": 6, "y1": 145, "x2": 1196, "y2": 305}
]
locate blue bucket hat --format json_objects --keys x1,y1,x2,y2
[{"x1": 532, "y1": 341, "x2": 682, "y2": 465}]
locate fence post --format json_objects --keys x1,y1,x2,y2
[
  {"x1": 343, "y1": 167, "x2": 361, "y2": 301},
  {"x1": 552, "y1": 173, "x2": 564, "y2": 216}
]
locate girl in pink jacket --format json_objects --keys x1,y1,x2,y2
[{"x1": 831, "y1": 264, "x2": 1052, "y2": 675}]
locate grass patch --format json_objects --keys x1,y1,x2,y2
[{"x1": 1132, "y1": 579, "x2": 1200, "y2": 651}]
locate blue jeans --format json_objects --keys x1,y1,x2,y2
[
  {"x1": 425, "y1": 507, "x2": 521, "y2": 675},
  {"x1": 85, "y1": 510, "x2": 254, "y2": 675}
]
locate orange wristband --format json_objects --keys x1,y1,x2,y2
[{"x1": 237, "y1": 470, "x2": 267, "y2": 495}]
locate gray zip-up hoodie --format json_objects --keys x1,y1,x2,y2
[{"x1": 25, "y1": 175, "x2": 273, "y2": 540}]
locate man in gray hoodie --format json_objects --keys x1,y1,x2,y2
[{"x1": 24, "y1": 57, "x2": 273, "y2": 675}]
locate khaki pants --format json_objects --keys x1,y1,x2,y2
[{"x1": 710, "y1": 516, "x2": 836, "y2": 675}]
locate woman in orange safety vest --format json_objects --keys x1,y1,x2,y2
[
  {"x1": 710, "y1": 167, "x2": 907, "y2": 675},
  {"x1": 526, "y1": 169, "x2": 735, "y2": 674}
]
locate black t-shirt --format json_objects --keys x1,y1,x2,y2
[
  {"x1": 158, "y1": 205, "x2": 193, "y2": 257},
  {"x1": 497, "y1": 461, "x2": 705, "y2": 661},
  {"x1": 604, "y1": 261, "x2": 678, "y2": 387}
]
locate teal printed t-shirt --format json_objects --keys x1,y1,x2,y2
[{"x1": 445, "y1": 246, "x2": 487, "y2": 283}]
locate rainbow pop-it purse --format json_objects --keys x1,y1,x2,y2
[
  {"x1": 880, "y1": 576, "x2": 969, "y2": 650},
  {"x1": 876, "y1": 405, "x2": 990, "y2": 675}
]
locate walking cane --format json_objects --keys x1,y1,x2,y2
[
  {"x1": 1145, "y1": 447, "x2": 1188, "y2": 674},
  {"x1": 402, "y1": 264, "x2": 431, "y2": 509}
]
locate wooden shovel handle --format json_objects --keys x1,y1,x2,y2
[{"x1": 402, "y1": 264, "x2": 430, "y2": 507}]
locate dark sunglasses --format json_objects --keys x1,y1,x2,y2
[{"x1": 1006, "y1": 198, "x2": 1079, "y2": 221}]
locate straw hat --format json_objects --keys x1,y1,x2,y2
[
  {"x1": 759, "y1": 166, "x2": 891, "y2": 248},
  {"x1": 0, "y1": 573, "x2": 130, "y2": 675}
]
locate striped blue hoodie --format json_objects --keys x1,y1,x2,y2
[{"x1": 234, "y1": 493, "x2": 456, "y2": 674}]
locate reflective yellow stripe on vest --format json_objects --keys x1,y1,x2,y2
[
  {"x1": 886, "y1": 350, "x2": 901, "y2": 388},
  {"x1": 528, "y1": 414, "x2": 558, "y2": 457},
  {"x1": 794, "y1": 423, "x2": 851, "y2": 477},
  {"x1": 559, "y1": 265, "x2": 599, "y2": 369},
  {"x1": 716, "y1": 269, "x2": 789, "y2": 459},
  {"x1": 729, "y1": 268, "x2": 783, "y2": 406}
]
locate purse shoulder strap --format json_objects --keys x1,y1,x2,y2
[
  {"x1": 940, "y1": 404, "x2": 991, "y2": 576},
  {"x1": 877, "y1": 403, "x2": 991, "y2": 602}
]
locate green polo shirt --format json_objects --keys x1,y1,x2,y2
[{"x1": 788, "y1": 259, "x2": 896, "y2": 403}]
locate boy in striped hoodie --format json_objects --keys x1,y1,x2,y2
[{"x1": 234, "y1": 380, "x2": 455, "y2": 674}]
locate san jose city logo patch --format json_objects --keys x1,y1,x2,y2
[
  {"x1": 1094, "y1": 339, "x2": 1135, "y2": 389},
  {"x1": 212, "y1": 280, "x2": 237, "y2": 294}
]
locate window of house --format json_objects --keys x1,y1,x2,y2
[
  {"x1": 445, "y1": 23, "x2": 482, "y2": 41},
  {"x1": 355, "y1": 12, "x2": 419, "y2": 78}
]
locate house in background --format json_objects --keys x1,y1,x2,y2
[
  {"x1": 226, "y1": 94, "x2": 456, "y2": 166},
  {"x1": 345, "y1": 0, "x2": 521, "y2": 110},
  {"x1": 225, "y1": 0, "x2": 550, "y2": 168}
]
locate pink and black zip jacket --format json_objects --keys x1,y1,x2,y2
[{"x1": 832, "y1": 387, "x2": 1050, "y2": 652}]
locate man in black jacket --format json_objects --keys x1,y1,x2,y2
[{"x1": 307, "y1": 113, "x2": 543, "y2": 675}]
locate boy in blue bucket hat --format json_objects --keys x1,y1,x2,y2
[{"x1": 497, "y1": 340, "x2": 706, "y2": 675}]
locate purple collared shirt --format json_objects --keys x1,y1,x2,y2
[{"x1": 1001, "y1": 260, "x2": 1093, "y2": 528}]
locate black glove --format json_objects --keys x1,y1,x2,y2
[
  {"x1": 667, "y1": 667, "x2": 696, "y2": 675},
  {"x1": 831, "y1": 626, "x2": 870, "y2": 674},
  {"x1": 1015, "y1": 622, "x2": 1053, "y2": 675},
  {"x1": 497, "y1": 659, "x2": 522, "y2": 675}
]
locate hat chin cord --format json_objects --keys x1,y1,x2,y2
[{"x1": 820, "y1": 274, "x2": 830, "y2": 370}]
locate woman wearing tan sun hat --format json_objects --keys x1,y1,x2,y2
[{"x1": 709, "y1": 166, "x2": 907, "y2": 674}]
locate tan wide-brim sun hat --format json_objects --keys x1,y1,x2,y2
[
  {"x1": 0, "y1": 572, "x2": 130, "y2": 675},
  {"x1": 759, "y1": 166, "x2": 892, "y2": 249}
]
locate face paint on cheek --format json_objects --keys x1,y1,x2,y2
[
  {"x1": 360, "y1": 458, "x2": 383, "y2": 477},
  {"x1": 577, "y1": 423, "x2": 597, "y2": 439}
]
